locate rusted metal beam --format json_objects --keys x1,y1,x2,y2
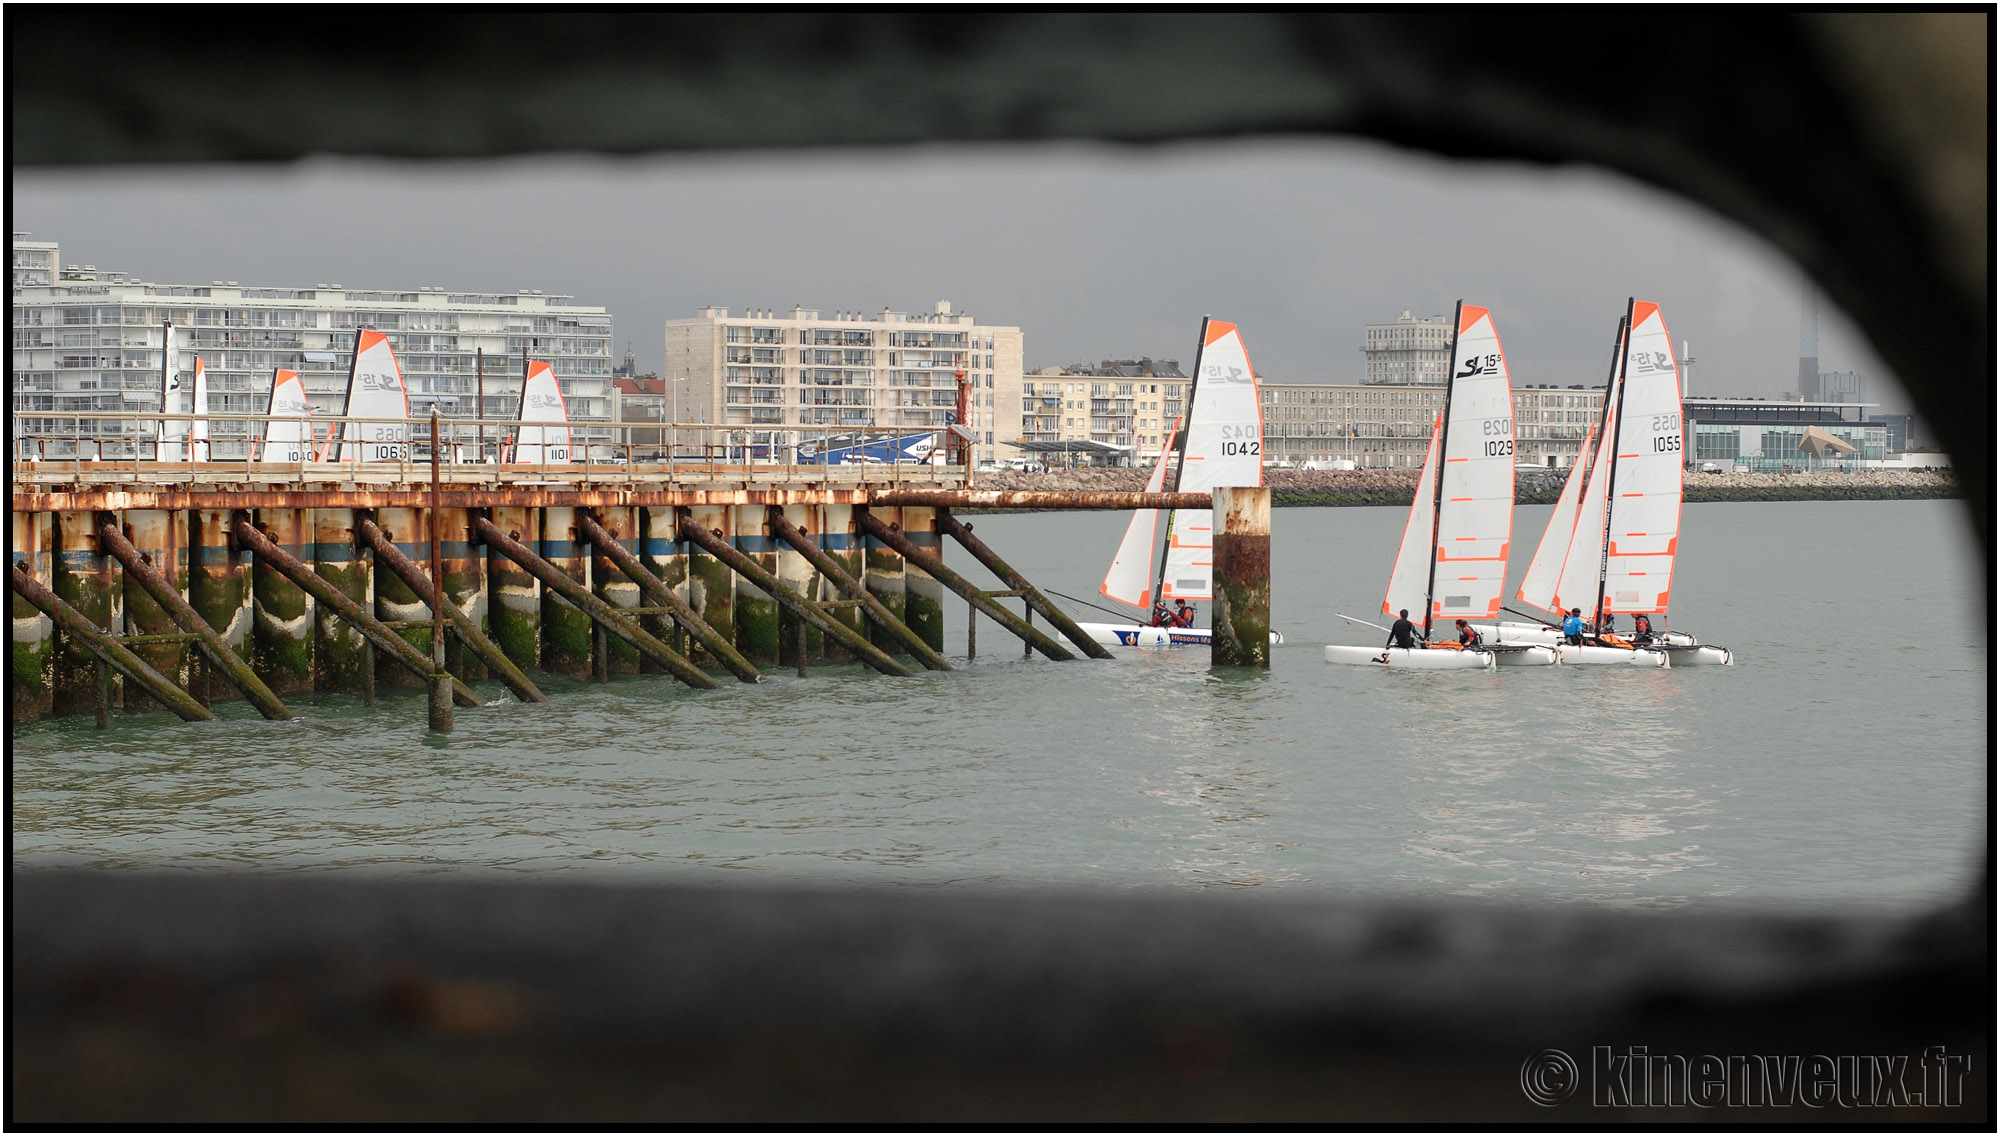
[
  {"x1": 765, "y1": 507, "x2": 950, "y2": 672},
  {"x1": 95, "y1": 519, "x2": 294, "y2": 720},
  {"x1": 231, "y1": 513, "x2": 483, "y2": 708},
  {"x1": 933, "y1": 509, "x2": 1115, "y2": 661},
  {"x1": 471, "y1": 516, "x2": 721, "y2": 691},
  {"x1": 854, "y1": 509, "x2": 1075, "y2": 662},
  {"x1": 354, "y1": 516, "x2": 549, "y2": 704},
  {"x1": 10, "y1": 564, "x2": 213, "y2": 722},
  {"x1": 870, "y1": 490, "x2": 1213, "y2": 510},
  {"x1": 575, "y1": 512, "x2": 761, "y2": 685},
  {"x1": 675, "y1": 513, "x2": 913, "y2": 679}
]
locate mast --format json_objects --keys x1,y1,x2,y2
[
  {"x1": 1153, "y1": 315, "x2": 1209, "y2": 609},
  {"x1": 1592, "y1": 297, "x2": 1637, "y2": 632},
  {"x1": 1421, "y1": 299, "x2": 1463, "y2": 642}
]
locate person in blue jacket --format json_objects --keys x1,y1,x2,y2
[{"x1": 1562, "y1": 607, "x2": 1586, "y2": 645}]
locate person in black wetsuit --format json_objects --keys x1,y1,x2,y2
[
  {"x1": 1387, "y1": 608, "x2": 1422, "y2": 650},
  {"x1": 1632, "y1": 613, "x2": 1655, "y2": 646},
  {"x1": 1455, "y1": 619, "x2": 1483, "y2": 647}
]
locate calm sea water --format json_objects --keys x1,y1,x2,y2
[{"x1": 12, "y1": 500, "x2": 1985, "y2": 913}]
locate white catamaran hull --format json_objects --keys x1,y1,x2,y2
[
  {"x1": 1324, "y1": 644, "x2": 1494, "y2": 669},
  {"x1": 1556, "y1": 643, "x2": 1669, "y2": 667},
  {"x1": 1659, "y1": 643, "x2": 1734, "y2": 665},
  {"x1": 1078, "y1": 622, "x2": 1284, "y2": 649},
  {"x1": 1469, "y1": 621, "x2": 1560, "y2": 645},
  {"x1": 1490, "y1": 644, "x2": 1560, "y2": 666}
]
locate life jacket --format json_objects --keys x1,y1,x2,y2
[{"x1": 1600, "y1": 632, "x2": 1634, "y2": 649}]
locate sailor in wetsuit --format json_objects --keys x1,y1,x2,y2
[
  {"x1": 1387, "y1": 608, "x2": 1422, "y2": 651},
  {"x1": 1455, "y1": 619, "x2": 1483, "y2": 647},
  {"x1": 1172, "y1": 599, "x2": 1195, "y2": 628},
  {"x1": 1632, "y1": 614, "x2": 1655, "y2": 646}
]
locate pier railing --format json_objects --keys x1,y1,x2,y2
[{"x1": 10, "y1": 409, "x2": 973, "y2": 488}]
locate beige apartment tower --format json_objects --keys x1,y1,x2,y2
[{"x1": 664, "y1": 301, "x2": 1023, "y2": 465}]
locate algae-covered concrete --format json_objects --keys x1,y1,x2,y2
[
  {"x1": 189, "y1": 509, "x2": 253, "y2": 704},
  {"x1": 732, "y1": 504, "x2": 780, "y2": 667},
  {"x1": 1210, "y1": 487, "x2": 1271, "y2": 669},
  {"x1": 488, "y1": 505, "x2": 541, "y2": 674},
  {"x1": 898, "y1": 506, "x2": 946, "y2": 654},
  {"x1": 11, "y1": 510, "x2": 56, "y2": 720},
  {"x1": 684, "y1": 505, "x2": 734, "y2": 665},
  {"x1": 638, "y1": 505, "x2": 688, "y2": 667},
  {"x1": 312, "y1": 508, "x2": 371, "y2": 693},
  {"x1": 251, "y1": 508, "x2": 314, "y2": 695},
  {"x1": 120, "y1": 510, "x2": 191, "y2": 711},
  {"x1": 862, "y1": 509, "x2": 906, "y2": 657},
  {"x1": 590, "y1": 507, "x2": 642, "y2": 676},
  {"x1": 53, "y1": 510, "x2": 121, "y2": 717},
  {"x1": 372, "y1": 507, "x2": 430, "y2": 690},
  {"x1": 539, "y1": 506, "x2": 592, "y2": 680}
]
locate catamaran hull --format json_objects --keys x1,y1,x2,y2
[
  {"x1": 1556, "y1": 643, "x2": 1669, "y2": 667},
  {"x1": 1078, "y1": 622, "x2": 1284, "y2": 649},
  {"x1": 1660, "y1": 643, "x2": 1734, "y2": 665},
  {"x1": 1470, "y1": 621, "x2": 1560, "y2": 645},
  {"x1": 1324, "y1": 644, "x2": 1494, "y2": 669},
  {"x1": 1490, "y1": 645, "x2": 1559, "y2": 666}
]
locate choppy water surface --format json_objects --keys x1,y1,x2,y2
[{"x1": 12, "y1": 500, "x2": 1985, "y2": 912}]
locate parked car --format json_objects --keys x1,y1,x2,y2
[{"x1": 1698, "y1": 462, "x2": 1724, "y2": 473}]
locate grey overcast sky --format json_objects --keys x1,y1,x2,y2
[{"x1": 14, "y1": 137, "x2": 1908, "y2": 412}]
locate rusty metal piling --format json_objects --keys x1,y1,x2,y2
[
  {"x1": 471, "y1": 516, "x2": 720, "y2": 691},
  {"x1": 855, "y1": 509, "x2": 1075, "y2": 662},
  {"x1": 675, "y1": 513, "x2": 913, "y2": 678},
  {"x1": 576, "y1": 512, "x2": 760, "y2": 684},
  {"x1": 10, "y1": 564, "x2": 213, "y2": 722},
  {"x1": 934, "y1": 510, "x2": 1115, "y2": 660},
  {"x1": 428, "y1": 412, "x2": 452, "y2": 733},
  {"x1": 355, "y1": 517, "x2": 547, "y2": 704},
  {"x1": 95, "y1": 519, "x2": 293, "y2": 720},
  {"x1": 765, "y1": 507, "x2": 949, "y2": 672},
  {"x1": 231, "y1": 514, "x2": 482, "y2": 707}
]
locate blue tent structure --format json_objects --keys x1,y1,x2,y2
[{"x1": 796, "y1": 431, "x2": 941, "y2": 465}]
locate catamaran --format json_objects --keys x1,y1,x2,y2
[
  {"x1": 1515, "y1": 300, "x2": 1731, "y2": 666},
  {"x1": 334, "y1": 329, "x2": 411, "y2": 463},
  {"x1": 1078, "y1": 318, "x2": 1282, "y2": 649},
  {"x1": 507, "y1": 360, "x2": 574, "y2": 464},
  {"x1": 258, "y1": 369, "x2": 315, "y2": 462},
  {"x1": 1326, "y1": 302, "x2": 1556, "y2": 669}
]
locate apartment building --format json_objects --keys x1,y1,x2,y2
[
  {"x1": 11, "y1": 235, "x2": 614, "y2": 458},
  {"x1": 1363, "y1": 308, "x2": 1453, "y2": 386},
  {"x1": 1020, "y1": 358, "x2": 1187, "y2": 464},
  {"x1": 1262, "y1": 380, "x2": 1608, "y2": 469},
  {"x1": 663, "y1": 301, "x2": 1023, "y2": 466}
]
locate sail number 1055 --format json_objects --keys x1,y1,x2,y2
[{"x1": 1650, "y1": 413, "x2": 1682, "y2": 453}]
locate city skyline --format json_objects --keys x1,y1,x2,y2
[{"x1": 14, "y1": 138, "x2": 1907, "y2": 414}]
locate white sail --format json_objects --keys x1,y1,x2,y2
[
  {"x1": 189, "y1": 357, "x2": 211, "y2": 461},
  {"x1": 158, "y1": 320, "x2": 187, "y2": 462},
  {"x1": 1383, "y1": 414, "x2": 1441, "y2": 619},
  {"x1": 1160, "y1": 320, "x2": 1263, "y2": 602},
  {"x1": 1601, "y1": 301, "x2": 1684, "y2": 614},
  {"x1": 1101, "y1": 425, "x2": 1175, "y2": 608},
  {"x1": 1430, "y1": 304, "x2": 1516, "y2": 619},
  {"x1": 1552, "y1": 391, "x2": 1616, "y2": 617},
  {"x1": 509, "y1": 360, "x2": 573, "y2": 464},
  {"x1": 260, "y1": 369, "x2": 314, "y2": 463},
  {"x1": 1516, "y1": 423, "x2": 1593, "y2": 615},
  {"x1": 334, "y1": 329, "x2": 411, "y2": 462}
]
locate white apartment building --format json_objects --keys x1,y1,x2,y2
[
  {"x1": 11, "y1": 235, "x2": 613, "y2": 458},
  {"x1": 1363, "y1": 308, "x2": 1453, "y2": 386},
  {"x1": 664, "y1": 301, "x2": 1023, "y2": 465},
  {"x1": 12, "y1": 233, "x2": 57, "y2": 288},
  {"x1": 1263, "y1": 380, "x2": 1607, "y2": 469}
]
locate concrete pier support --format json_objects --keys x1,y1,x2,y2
[
  {"x1": 684, "y1": 504, "x2": 734, "y2": 658},
  {"x1": 817, "y1": 505, "x2": 865, "y2": 663},
  {"x1": 898, "y1": 506, "x2": 946, "y2": 654},
  {"x1": 312, "y1": 509, "x2": 372, "y2": 694},
  {"x1": 189, "y1": 509, "x2": 253, "y2": 703},
  {"x1": 637, "y1": 506, "x2": 686, "y2": 666},
  {"x1": 774, "y1": 503, "x2": 821, "y2": 669},
  {"x1": 1209, "y1": 486, "x2": 1271, "y2": 669},
  {"x1": 539, "y1": 507, "x2": 591, "y2": 680},
  {"x1": 488, "y1": 506, "x2": 541, "y2": 674},
  {"x1": 251, "y1": 509, "x2": 315, "y2": 695},
  {"x1": 373, "y1": 507, "x2": 430, "y2": 690},
  {"x1": 733, "y1": 504, "x2": 781, "y2": 667},
  {"x1": 436, "y1": 507, "x2": 487, "y2": 681},
  {"x1": 54, "y1": 510, "x2": 121, "y2": 717},
  {"x1": 590, "y1": 506, "x2": 641, "y2": 677},
  {"x1": 120, "y1": 510, "x2": 191, "y2": 710},
  {"x1": 863, "y1": 510, "x2": 907, "y2": 657},
  {"x1": 11, "y1": 510, "x2": 56, "y2": 720}
]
